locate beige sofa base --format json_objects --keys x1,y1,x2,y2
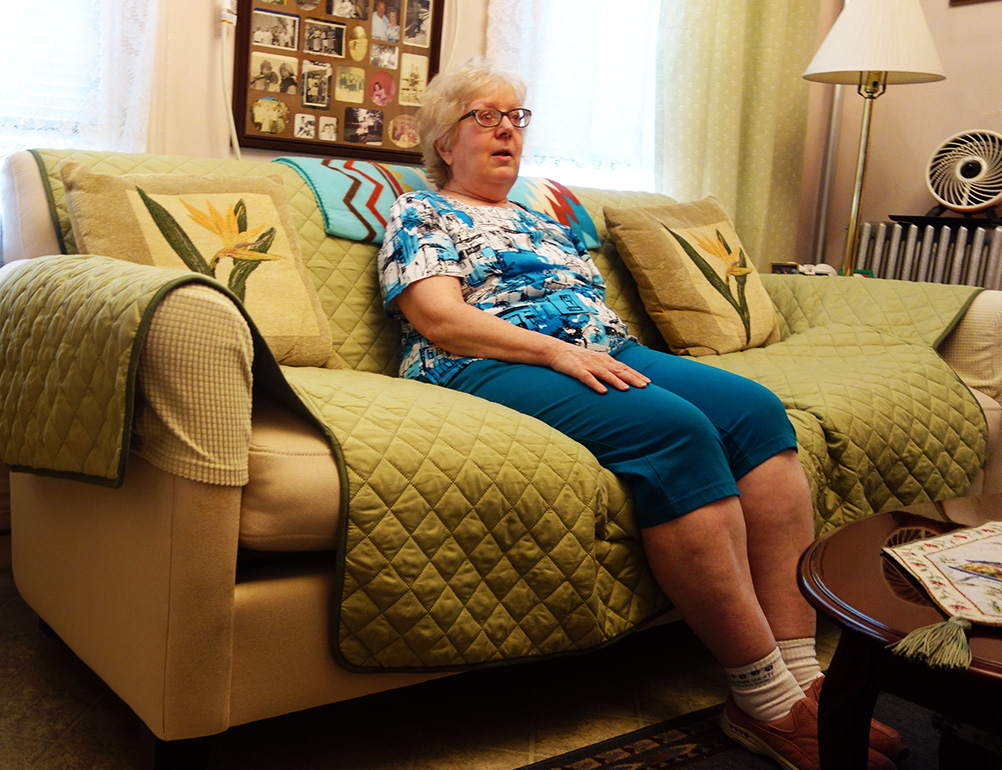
[
  {"x1": 229, "y1": 556, "x2": 446, "y2": 729},
  {"x1": 11, "y1": 457, "x2": 444, "y2": 741}
]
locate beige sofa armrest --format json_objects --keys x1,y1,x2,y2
[
  {"x1": 8, "y1": 283, "x2": 258, "y2": 740},
  {"x1": 1, "y1": 150, "x2": 62, "y2": 262},
  {"x1": 136, "y1": 284, "x2": 254, "y2": 486},
  {"x1": 939, "y1": 289, "x2": 1002, "y2": 402},
  {"x1": 11, "y1": 459, "x2": 243, "y2": 740}
]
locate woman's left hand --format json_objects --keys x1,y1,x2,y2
[{"x1": 544, "y1": 342, "x2": 650, "y2": 394}]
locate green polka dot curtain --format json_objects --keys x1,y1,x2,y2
[{"x1": 656, "y1": 1, "x2": 819, "y2": 270}]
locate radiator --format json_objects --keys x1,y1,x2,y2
[{"x1": 856, "y1": 221, "x2": 1002, "y2": 289}]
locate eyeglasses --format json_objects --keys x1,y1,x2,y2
[{"x1": 457, "y1": 108, "x2": 532, "y2": 129}]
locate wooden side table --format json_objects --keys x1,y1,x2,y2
[{"x1": 798, "y1": 511, "x2": 1002, "y2": 769}]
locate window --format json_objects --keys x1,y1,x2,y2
[
  {"x1": 487, "y1": 0, "x2": 661, "y2": 191},
  {"x1": 0, "y1": 0, "x2": 159, "y2": 160}
]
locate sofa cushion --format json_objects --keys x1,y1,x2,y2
[
  {"x1": 604, "y1": 197, "x2": 780, "y2": 356},
  {"x1": 240, "y1": 398, "x2": 341, "y2": 551},
  {"x1": 60, "y1": 161, "x2": 336, "y2": 368}
]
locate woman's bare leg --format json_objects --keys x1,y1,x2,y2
[
  {"x1": 736, "y1": 449, "x2": 816, "y2": 643},
  {"x1": 639, "y1": 449, "x2": 815, "y2": 664},
  {"x1": 640, "y1": 495, "x2": 778, "y2": 668}
]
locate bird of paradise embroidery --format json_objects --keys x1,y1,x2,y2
[
  {"x1": 664, "y1": 225, "x2": 753, "y2": 344},
  {"x1": 136, "y1": 187, "x2": 283, "y2": 302}
]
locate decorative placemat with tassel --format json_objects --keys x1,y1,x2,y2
[{"x1": 882, "y1": 520, "x2": 1002, "y2": 669}]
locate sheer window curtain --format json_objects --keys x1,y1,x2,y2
[
  {"x1": 487, "y1": 0, "x2": 818, "y2": 269},
  {"x1": 486, "y1": 0, "x2": 661, "y2": 191},
  {"x1": 0, "y1": 0, "x2": 159, "y2": 162}
]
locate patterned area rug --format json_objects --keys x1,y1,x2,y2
[{"x1": 516, "y1": 695, "x2": 945, "y2": 770}]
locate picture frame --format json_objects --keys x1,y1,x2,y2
[
  {"x1": 949, "y1": 0, "x2": 1000, "y2": 5},
  {"x1": 233, "y1": 0, "x2": 444, "y2": 163}
]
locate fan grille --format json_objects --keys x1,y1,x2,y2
[{"x1": 927, "y1": 130, "x2": 1002, "y2": 212}]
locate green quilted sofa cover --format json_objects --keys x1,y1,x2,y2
[{"x1": 0, "y1": 149, "x2": 988, "y2": 673}]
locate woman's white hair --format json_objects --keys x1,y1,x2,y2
[{"x1": 417, "y1": 58, "x2": 527, "y2": 189}]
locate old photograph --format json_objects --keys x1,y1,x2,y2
[
  {"x1": 369, "y1": 71, "x2": 395, "y2": 106},
  {"x1": 252, "y1": 9, "x2": 299, "y2": 50},
  {"x1": 335, "y1": 65, "x2": 366, "y2": 103},
  {"x1": 303, "y1": 18, "x2": 346, "y2": 57},
  {"x1": 249, "y1": 52, "x2": 299, "y2": 92},
  {"x1": 303, "y1": 60, "x2": 333, "y2": 108},
  {"x1": 398, "y1": 53, "x2": 428, "y2": 106},
  {"x1": 249, "y1": 96, "x2": 291, "y2": 134},
  {"x1": 348, "y1": 25, "x2": 369, "y2": 61},
  {"x1": 371, "y1": 1, "x2": 401, "y2": 43},
  {"x1": 370, "y1": 42, "x2": 398, "y2": 70},
  {"x1": 318, "y1": 116, "x2": 338, "y2": 141},
  {"x1": 295, "y1": 113, "x2": 316, "y2": 139},
  {"x1": 403, "y1": 0, "x2": 432, "y2": 47},
  {"x1": 389, "y1": 114, "x2": 418, "y2": 148},
  {"x1": 345, "y1": 107, "x2": 384, "y2": 145},
  {"x1": 326, "y1": 0, "x2": 368, "y2": 20}
]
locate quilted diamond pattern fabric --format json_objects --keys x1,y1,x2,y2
[
  {"x1": 0, "y1": 255, "x2": 224, "y2": 483},
  {"x1": 707, "y1": 275, "x2": 988, "y2": 533},
  {"x1": 569, "y1": 184, "x2": 677, "y2": 352},
  {"x1": 280, "y1": 366, "x2": 669, "y2": 669}
]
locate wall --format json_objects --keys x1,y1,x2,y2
[
  {"x1": 147, "y1": 0, "x2": 488, "y2": 159},
  {"x1": 817, "y1": 0, "x2": 1002, "y2": 267}
]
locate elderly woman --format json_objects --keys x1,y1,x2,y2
[{"x1": 377, "y1": 60, "x2": 901, "y2": 770}]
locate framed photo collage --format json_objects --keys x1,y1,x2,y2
[{"x1": 233, "y1": 0, "x2": 443, "y2": 162}]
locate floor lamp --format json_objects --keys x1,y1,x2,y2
[{"x1": 803, "y1": 0, "x2": 945, "y2": 276}]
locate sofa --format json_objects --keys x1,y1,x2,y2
[{"x1": 2, "y1": 148, "x2": 1001, "y2": 761}]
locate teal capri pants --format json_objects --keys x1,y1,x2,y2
[{"x1": 446, "y1": 341, "x2": 798, "y2": 528}]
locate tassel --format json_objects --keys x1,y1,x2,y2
[{"x1": 887, "y1": 616, "x2": 972, "y2": 669}]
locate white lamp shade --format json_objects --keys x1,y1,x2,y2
[{"x1": 803, "y1": 0, "x2": 945, "y2": 85}]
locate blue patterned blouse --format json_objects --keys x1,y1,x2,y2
[{"x1": 378, "y1": 191, "x2": 634, "y2": 385}]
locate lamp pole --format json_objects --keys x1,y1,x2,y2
[{"x1": 842, "y1": 72, "x2": 886, "y2": 276}]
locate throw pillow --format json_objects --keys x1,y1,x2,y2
[
  {"x1": 604, "y1": 197, "x2": 779, "y2": 356},
  {"x1": 508, "y1": 177, "x2": 600, "y2": 249},
  {"x1": 60, "y1": 161, "x2": 336, "y2": 368},
  {"x1": 273, "y1": 156, "x2": 600, "y2": 248}
]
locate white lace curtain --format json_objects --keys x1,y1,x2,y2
[
  {"x1": 486, "y1": 0, "x2": 662, "y2": 191},
  {"x1": 487, "y1": 0, "x2": 819, "y2": 267},
  {"x1": 0, "y1": 0, "x2": 160, "y2": 160}
]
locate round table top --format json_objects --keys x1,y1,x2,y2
[{"x1": 799, "y1": 510, "x2": 1002, "y2": 680}]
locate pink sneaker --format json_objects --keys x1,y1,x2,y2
[
  {"x1": 806, "y1": 676, "x2": 906, "y2": 760},
  {"x1": 720, "y1": 695, "x2": 897, "y2": 770}
]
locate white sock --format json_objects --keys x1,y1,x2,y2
[
  {"x1": 777, "y1": 637, "x2": 823, "y2": 690},
  {"x1": 725, "y1": 648, "x2": 806, "y2": 722}
]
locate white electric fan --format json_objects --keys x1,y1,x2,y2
[{"x1": 925, "y1": 129, "x2": 1002, "y2": 220}]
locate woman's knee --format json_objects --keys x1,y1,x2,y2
[{"x1": 642, "y1": 396, "x2": 727, "y2": 459}]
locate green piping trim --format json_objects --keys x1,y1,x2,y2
[
  {"x1": 934, "y1": 286, "x2": 984, "y2": 350},
  {"x1": 28, "y1": 149, "x2": 68, "y2": 255}
]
